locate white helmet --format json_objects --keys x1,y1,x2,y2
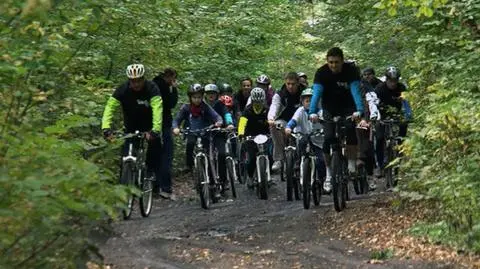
[
  {"x1": 250, "y1": 87, "x2": 266, "y2": 103},
  {"x1": 126, "y1": 64, "x2": 145, "y2": 79},
  {"x1": 204, "y1": 83, "x2": 219, "y2": 93}
]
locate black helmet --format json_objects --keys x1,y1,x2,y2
[
  {"x1": 297, "y1": 72, "x2": 307, "y2": 79},
  {"x1": 385, "y1": 66, "x2": 401, "y2": 80},
  {"x1": 219, "y1": 83, "x2": 233, "y2": 94},
  {"x1": 362, "y1": 67, "x2": 375, "y2": 75},
  {"x1": 188, "y1": 83, "x2": 204, "y2": 96},
  {"x1": 256, "y1": 74, "x2": 271, "y2": 85}
]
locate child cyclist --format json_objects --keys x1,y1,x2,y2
[
  {"x1": 237, "y1": 87, "x2": 271, "y2": 188},
  {"x1": 172, "y1": 84, "x2": 223, "y2": 173},
  {"x1": 284, "y1": 88, "x2": 326, "y2": 185}
]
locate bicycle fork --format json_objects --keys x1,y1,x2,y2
[
  {"x1": 194, "y1": 153, "x2": 210, "y2": 185},
  {"x1": 255, "y1": 154, "x2": 271, "y2": 183}
]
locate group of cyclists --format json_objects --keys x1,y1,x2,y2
[{"x1": 101, "y1": 46, "x2": 412, "y2": 207}]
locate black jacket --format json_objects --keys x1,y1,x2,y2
[{"x1": 153, "y1": 74, "x2": 178, "y2": 129}]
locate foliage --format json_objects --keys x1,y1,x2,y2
[
  {"x1": 307, "y1": 0, "x2": 480, "y2": 252},
  {"x1": 0, "y1": 0, "x2": 318, "y2": 267}
]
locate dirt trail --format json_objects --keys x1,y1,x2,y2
[{"x1": 100, "y1": 177, "x2": 457, "y2": 269}]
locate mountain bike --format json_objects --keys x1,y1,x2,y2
[
  {"x1": 243, "y1": 134, "x2": 272, "y2": 200},
  {"x1": 377, "y1": 119, "x2": 404, "y2": 190},
  {"x1": 119, "y1": 131, "x2": 154, "y2": 219},
  {"x1": 284, "y1": 134, "x2": 301, "y2": 201}
]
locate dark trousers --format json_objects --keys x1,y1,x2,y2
[
  {"x1": 153, "y1": 131, "x2": 173, "y2": 193},
  {"x1": 185, "y1": 134, "x2": 227, "y2": 183},
  {"x1": 297, "y1": 138, "x2": 326, "y2": 180},
  {"x1": 375, "y1": 123, "x2": 408, "y2": 168},
  {"x1": 356, "y1": 128, "x2": 375, "y2": 175}
]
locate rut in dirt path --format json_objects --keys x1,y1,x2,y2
[{"x1": 100, "y1": 176, "x2": 456, "y2": 269}]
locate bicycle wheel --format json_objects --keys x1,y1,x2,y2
[
  {"x1": 358, "y1": 165, "x2": 369, "y2": 194},
  {"x1": 312, "y1": 179, "x2": 322, "y2": 206},
  {"x1": 331, "y1": 152, "x2": 345, "y2": 212},
  {"x1": 257, "y1": 157, "x2": 268, "y2": 200},
  {"x1": 195, "y1": 157, "x2": 210, "y2": 209},
  {"x1": 285, "y1": 151, "x2": 295, "y2": 201},
  {"x1": 280, "y1": 160, "x2": 285, "y2": 182},
  {"x1": 226, "y1": 158, "x2": 237, "y2": 199},
  {"x1": 139, "y1": 168, "x2": 153, "y2": 217},
  {"x1": 238, "y1": 145, "x2": 247, "y2": 184},
  {"x1": 302, "y1": 159, "x2": 312, "y2": 209},
  {"x1": 120, "y1": 163, "x2": 135, "y2": 220},
  {"x1": 385, "y1": 144, "x2": 394, "y2": 190}
]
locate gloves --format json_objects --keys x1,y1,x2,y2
[
  {"x1": 103, "y1": 129, "x2": 113, "y2": 139},
  {"x1": 148, "y1": 131, "x2": 163, "y2": 146},
  {"x1": 370, "y1": 110, "x2": 381, "y2": 121}
]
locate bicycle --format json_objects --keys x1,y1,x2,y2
[
  {"x1": 284, "y1": 134, "x2": 301, "y2": 202},
  {"x1": 352, "y1": 124, "x2": 371, "y2": 195},
  {"x1": 182, "y1": 126, "x2": 225, "y2": 209},
  {"x1": 320, "y1": 116, "x2": 352, "y2": 212},
  {"x1": 292, "y1": 129, "x2": 324, "y2": 209},
  {"x1": 376, "y1": 119, "x2": 404, "y2": 190},
  {"x1": 214, "y1": 128, "x2": 239, "y2": 199},
  {"x1": 242, "y1": 134, "x2": 272, "y2": 200},
  {"x1": 118, "y1": 131, "x2": 154, "y2": 219}
]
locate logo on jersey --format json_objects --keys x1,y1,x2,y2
[
  {"x1": 336, "y1": 82, "x2": 349, "y2": 89},
  {"x1": 137, "y1": 100, "x2": 150, "y2": 107}
]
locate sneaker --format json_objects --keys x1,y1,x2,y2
[
  {"x1": 367, "y1": 177, "x2": 377, "y2": 191},
  {"x1": 159, "y1": 191, "x2": 176, "y2": 200},
  {"x1": 247, "y1": 176, "x2": 254, "y2": 189},
  {"x1": 272, "y1": 161, "x2": 282, "y2": 172},
  {"x1": 323, "y1": 177, "x2": 332, "y2": 193}
]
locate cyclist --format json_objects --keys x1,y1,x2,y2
[
  {"x1": 373, "y1": 66, "x2": 412, "y2": 177},
  {"x1": 101, "y1": 63, "x2": 163, "y2": 186},
  {"x1": 172, "y1": 84, "x2": 223, "y2": 172},
  {"x1": 219, "y1": 83, "x2": 236, "y2": 124},
  {"x1": 204, "y1": 83, "x2": 235, "y2": 194},
  {"x1": 297, "y1": 72, "x2": 309, "y2": 88},
  {"x1": 237, "y1": 87, "x2": 271, "y2": 188},
  {"x1": 308, "y1": 47, "x2": 366, "y2": 192},
  {"x1": 219, "y1": 83, "x2": 234, "y2": 97},
  {"x1": 152, "y1": 68, "x2": 178, "y2": 199},
  {"x1": 268, "y1": 72, "x2": 305, "y2": 173},
  {"x1": 285, "y1": 88, "x2": 325, "y2": 181},
  {"x1": 234, "y1": 77, "x2": 253, "y2": 120},
  {"x1": 255, "y1": 74, "x2": 275, "y2": 106},
  {"x1": 361, "y1": 67, "x2": 382, "y2": 90}
]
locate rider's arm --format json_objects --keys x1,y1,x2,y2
[
  {"x1": 402, "y1": 99, "x2": 413, "y2": 120},
  {"x1": 309, "y1": 83, "x2": 324, "y2": 115},
  {"x1": 172, "y1": 104, "x2": 188, "y2": 129},
  {"x1": 206, "y1": 104, "x2": 223, "y2": 126},
  {"x1": 286, "y1": 107, "x2": 303, "y2": 129},
  {"x1": 238, "y1": 116, "x2": 248, "y2": 136},
  {"x1": 267, "y1": 93, "x2": 281, "y2": 121},
  {"x1": 349, "y1": 80, "x2": 364, "y2": 114},
  {"x1": 101, "y1": 96, "x2": 121, "y2": 129},
  {"x1": 224, "y1": 112, "x2": 233, "y2": 125},
  {"x1": 150, "y1": 95, "x2": 163, "y2": 132}
]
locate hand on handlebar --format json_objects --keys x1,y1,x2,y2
[
  {"x1": 102, "y1": 129, "x2": 114, "y2": 141},
  {"x1": 214, "y1": 122, "x2": 222, "y2": 128},
  {"x1": 309, "y1": 114, "x2": 319, "y2": 123},
  {"x1": 352, "y1": 111, "x2": 362, "y2": 120},
  {"x1": 226, "y1": 124, "x2": 235, "y2": 130},
  {"x1": 268, "y1": 120, "x2": 275, "y2": 127},
  {"x1": 285, "y1": 128, "x2": 292, "y2": 136},
  {"x1": 173, "y1": 128, "x2": 180, "y2": 136}
]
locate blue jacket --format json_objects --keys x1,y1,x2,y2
[{"x1": 172, "y1": 101, "x2": 223, "y2": 130}]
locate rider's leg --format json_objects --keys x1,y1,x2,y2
[
  {"x1": 213, "y1": 134, "x2": 227, "y2": 185},
  {"x1": 314, "y1": 145, "x2": 326, "y2": 180},
  {"x1": 146, "y1": 138, "x2": 163, "y2": 194},
  {"x1": 374, "y1": 122, "x2": 386, "y2": 172},
  {"x1": 158, "y1": 131, "x2": 174, "y2": 194},
  {"x1": 345, "y1": 121, "x2": 358, "y2": 174},
  {"x1": 322, "y1": 122, "x2": 335, "y2": 191},
  {"x1": 186, "y1": 135, "x2": 196, "y2": 171},
  {"x1": 270, "y1": 119, "x2": 287, "y2": 171}
]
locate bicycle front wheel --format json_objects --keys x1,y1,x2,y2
[
  {"x1": 226, "y1": 158, "x2": 237, "y2": 199},
  {"x1": 257, "y1": 157, "x2": 268, "y2": 200},
  {"x1": 120, "y1": 163, "x2": 135, "y2": 220},
  {"x1": 302, "y1": 159, "x2": 312, "y2": 209},
  {"x1": 195, "y1": 157, "x2": 210, "y2": 209},
  {"x1": 139, "y1": 169, "x2": 153, "y2": 217},
  {"x1": 285, "y1": 151, "x2": 295, "y2": 201},
  {"x1": 332, "y1": 152, "x2": 346, "y2": 212},
  {"x1": 385, "y1": 144, "x2": 394, "y2": 190}
]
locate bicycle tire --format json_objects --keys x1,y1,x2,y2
[
  {"x1": 257, "y1": 157, "x2": 268, "y2": 200},
  {"x1": 302, "y1": 159, "x2": 312, "y2": 209},
  {"x1": 195, "y1": 157, "x2": 210, "y2": 209},
  {"x1": 226, "y1": 158, "x2": 237, "y2": 199},
  {"x1": 385, "y1": 144, "x2": 394, "y2": 190},
  {"x1": 332, "y1": 152, "x2": 345, "y2": 212},
  {"x1": 139, "y1": 168, "x2": 153, "y2": 217},
  {"x1": 121, "y1": 163, "x2": 135, "y2": 220},
  {"x1": 285, "y1": 151, "x2": 295, "y2": 201}
]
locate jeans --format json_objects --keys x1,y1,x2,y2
[{"x1": 154, "y1": 131, "x2": 173, "y2": 193}]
